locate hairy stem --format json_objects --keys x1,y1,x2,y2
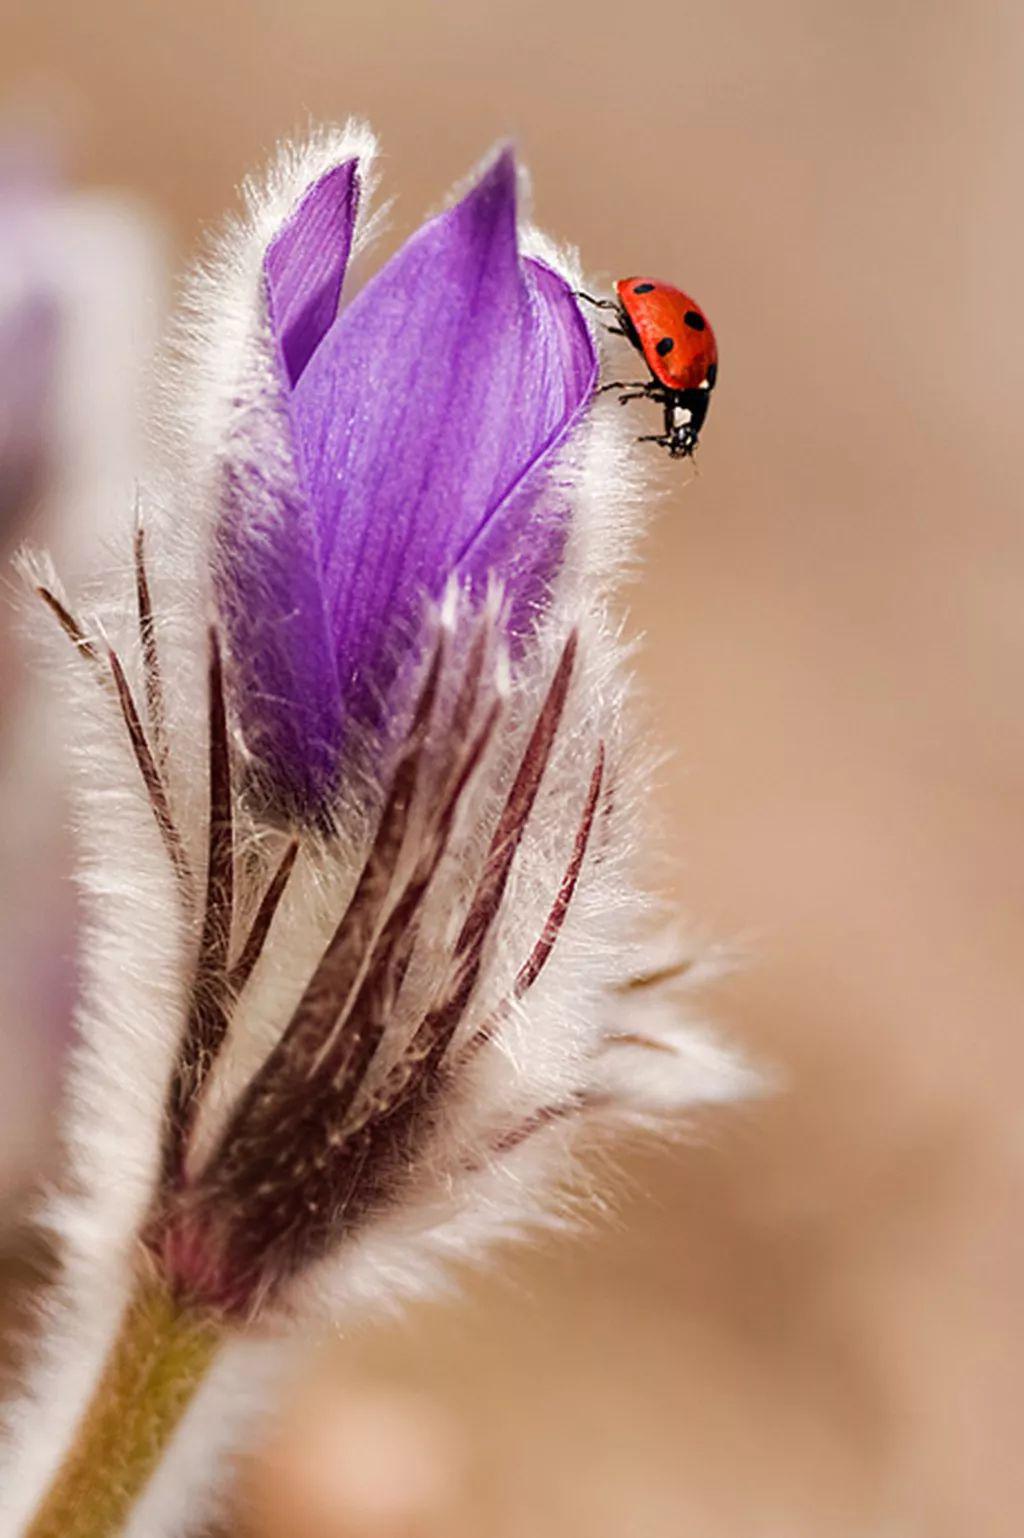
[{"x1": 23, "y1": 1281, "x2": 222, "y2": 1538}]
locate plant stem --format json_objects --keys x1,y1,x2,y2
[{"x1": 24, "y1": 1278, "x2": 222, "y2": 1538}]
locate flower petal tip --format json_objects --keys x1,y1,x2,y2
[{"x1": 264, "y1": 157, "x2": 361, "y2": 387}]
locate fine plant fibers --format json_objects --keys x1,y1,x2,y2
[{"x1": 1, "y1": 122, "x2": 754, "y2": 1538}]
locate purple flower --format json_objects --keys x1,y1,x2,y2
[
  {"x1": 218, "y1": 148, "x2": 596, "y2": 822},
  {"x1": 0, "y1": 167, "x2": 60, "y2": 541},
  {"x1": 8, "y1": 128, "x2": 753, "y2": 1537}
]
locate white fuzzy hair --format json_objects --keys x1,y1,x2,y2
[{"x1": 0, "y1": 124, "x2": 754, "y2": 1536}]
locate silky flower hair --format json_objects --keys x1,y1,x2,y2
[{"x1": 1, "y1": 122, "x2": 754, "y2": 1538}]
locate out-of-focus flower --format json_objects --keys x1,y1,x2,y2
[
  {"x1": 0, "y1": 141, "x2": 164, "y2": 1225},
  {"x1": 0, "y1": 156, "x2": 59, "y2": 546},
  {"x1": 0, "y1": 283, "x2": 56, "y2": 539},
  {"x1": 247, "y1": 1379, "x2": 464, "y2": 1538},
  {"x1": 1, "y1": 124, "x2": 753, "y2": 1538}
]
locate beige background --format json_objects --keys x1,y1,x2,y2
[{"x1": 2, "y1": 0, "x2": 1022, "y2": 1534}]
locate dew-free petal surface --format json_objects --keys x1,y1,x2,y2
[
  {"x1": 219, "y1": 441, "x2": 345, "y2": 819},
  {"x1": 222, "y1": 159, "x2": 363, "y2": 817},
  {"x1": 265, "y1": 160, "x2": 360, "y2": 388},
  {"x1": 290, "y1": 150, "x2": 596, "y2": 706}
]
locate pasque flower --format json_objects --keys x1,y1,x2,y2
[{"x1": 1, "y1": 124, "x2": 754, "y2": 1538}]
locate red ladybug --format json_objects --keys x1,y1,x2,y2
[{"x1": 580, "y1": 278, "x2": 718, "y2": 458}]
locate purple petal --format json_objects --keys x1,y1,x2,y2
[
  {"x1": 265, "y1": 160, "x2": 359, "y2": 387},
  {"x1": 453, "y1": 257, "x2": 590, "y2": 642},
  {"x1": 218, "y1": 447, "x2": 343, "y2": 820},
  {"x1": 220, "y1": 158, "x2": 361, "y2": 819},
  {"x1": 289, "y1": 148, "x2": 596, "y2": 707}
]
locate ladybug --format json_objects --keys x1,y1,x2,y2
[{"x1": 580, "y1": 279, "x2": 718, "y2": 458}]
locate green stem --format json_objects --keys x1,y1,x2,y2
[{"x1": 24, "y1": 1279, "x2": 223, "y2": 1538}]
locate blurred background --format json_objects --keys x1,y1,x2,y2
[{"x1": 1, "y1": 0, "x2": 1021, "y2": 1533}]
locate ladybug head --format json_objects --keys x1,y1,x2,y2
[
  {"x1": 667, "y1": 415, "x2": 700, "y2": 459},
  {"x1": 664, "y1": 388, "x2": 711, "y2": 459}
]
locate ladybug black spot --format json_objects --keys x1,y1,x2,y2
[
  {"x1": 634, "y1": 282, "x2": 655, "y2": 294},
  {"x1": 706, "y1": 361, "x2": 718, "y2": 388},
  {"x1": 656, "y1": 336, "x2": 675, "y2": 357},
  {"x1": 684, "y1": 310, "x2": 706, "y2": 331}
]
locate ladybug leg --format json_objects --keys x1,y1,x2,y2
[
  {"x1": 574, "y1": 289, "x2": 619, "y2": 312},
  {"x1": 597, "y1": 380, "x2": 653, "y2": 398},
  {"x1": 568, "y1": 289, "x2": 627, "y2": 338}
]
